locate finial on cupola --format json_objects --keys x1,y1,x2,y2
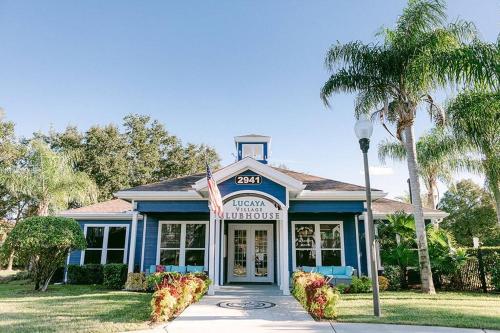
[{"x1": 234, "y1": 134, "x2": 271, "y2": 164}]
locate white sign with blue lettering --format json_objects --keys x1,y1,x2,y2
[{"x1": 223, "y1": 196, "x2": 281, "y2": 220}]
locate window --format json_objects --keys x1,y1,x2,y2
[
  {"x1": 82, "y1": 225, "x2": 129, "y2": 265},
  {"x1": 292, "y1": 221, "x2": 344, "y2": 269},
  {"x1": 242, "y1": 144, "x2": 264, "y2": 160},
  {"x1": 158, "y1": 222, "x2": 207, "y2": 267}
]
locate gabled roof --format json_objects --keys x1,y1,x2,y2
[
  {"x1": 368, "y1": 198, "x2": 448, "y2": 219},
  {"x1": 59, "y1": 199, "x2": 136, "y2": 219}
]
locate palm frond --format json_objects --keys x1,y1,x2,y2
[
  {"x1": 378, "y1": 139, "x2": 406, "y2": 164},
  {"x1": 396, "y1": 0, "x2": 446, "y2": 35}
]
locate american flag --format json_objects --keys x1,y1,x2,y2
[{"x1": 206, "y1": 163, "x2": 223, "y2": 218}]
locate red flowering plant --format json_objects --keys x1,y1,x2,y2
[
  {"x1": 291, "y1": 271, "x2": 340, "y2": 320},
  {"x1": 150, "y1": 272, "x2": 212, "y2": 322}
]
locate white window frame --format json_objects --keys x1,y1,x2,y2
[
  {"x1": 80, "y1": 224, "x2": 130, "y2": 265},
  {"x1": 242, "y1": 143, "x2": 264, "y2": 160},
  {"x1": 291, "y1": 221, "x2": 345, "y2": 271},
  {"x1": 156, "y1": 221, "x2": 209, "y2": 269}
]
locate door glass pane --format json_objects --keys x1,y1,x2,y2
[
  {"x1": 321, "y1": 250, "x2": 341, "y2": 266},
  {"x1": 233, "y1": 229, "x2": 247, "y2": 277},
  {"x1": 108, "y1": 227, "x2": 126, "y2": 248},
  {"x1": 160, "y1": 224, "x2": 181, "y2": 248},
  {"x1": 86, "y1": 227, "x2": 104, "y2": 248},
  {"x1": 185, "y1": 224, "x2": 205, "y2": 248},
  {"x1": 296, "y1": 250, "x2": 316, "y2": 267},
  {"x1": 185, "y1": 250, "x2": 205, "y2": 266},
  {"x1": 84, "y1": 249, "x2": 102, "y2": 264},
  {"x1": 160, "y1": 249, "x2": 180, "y2": 265},
  {"x1": 106, "y1": 250, "x2": 124, "y2": 264},
  {"x1": 295, "y1": 224, "x2": 315, "y2": 249},
  {"x1": 320, "y1": 224, "x2": 341, "y2": 248},
  {"x1": 254, "y1": 230, "x2": 268, "y2": 277}
]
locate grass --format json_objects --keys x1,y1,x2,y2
[
  {"x1": 336, "y1": 291, "x2": 500, "y2": 330},
  {"x1": 0, "y1": 280, "x2": 152, "y2": 333}
]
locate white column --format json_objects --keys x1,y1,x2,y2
[
  {"x1": 281, "y1": 209, "x2": 290, "y2": 295},
  {"x1": 277, "y1": 219, "x2": 281, "y2": 289},
  {"x1": 140, "y1": 214, "x2": 147, "y2": 272},
  {"x1": 363, "y1": 211, "x2": 372, "y2": 278},
  {"x1": 214, "y1": 217, "x2": 221, "y2": 290},
  {"x1": 220, "y1": 219, "x2": 225, "y2": 286},
  {"x1": 354, "y1": 215, "x2": 362, "y2": 277},
  {"x1": 208, "y1": 210, "x2": 216, "y2": 295},
  {"x1": 128, "y1": 211, "x2": 139, "y2": 273}
]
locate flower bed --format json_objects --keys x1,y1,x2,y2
[
  {"x1": 291, "y1": 271, "x2": 340, "y2": 319},
  {"x1": 149, "y1": 271, "x2": 211, "y2": 322}
]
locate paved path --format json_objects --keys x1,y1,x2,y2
[{"x1": 145, "y1": 285, "x2": 500, "y2": 333}]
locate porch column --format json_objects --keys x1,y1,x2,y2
[
  {"x1": 128, "y1": 211, "x2": 139, "y2": 273},
  {"x1": 214, "y1": 217, "x2": 221, "y2": 290},
  {"x1": 280, "y1": 209, "x2": 290, "y2": 295},
  {"x1": 208, "y1": 210, "x2": 216, "y2": 295}
]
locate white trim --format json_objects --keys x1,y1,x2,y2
[
  {"x1": 114, "y1": 190, "x2": 204, "y2": 201},
  {"x1": 58, "y1": 212, "x2": 139, "y2": 220},
  {"x1": 140, "y1": 214, "x2": 147, "y2": 272},
  {"x1": 358, "y1": 212, "x2": 448, "y2": 220},
  {"x1": 234, "y1": 135, "x2": 271, "y2": 144},
  {"x1": 291, "y1": 221, "x2": 345, "y2": 271},
  {"x1": 80, "y1": 224, "x2": 130, "y2": 265},
  {"x1": 293, "y1": 190, "x2": 387, "y2": 200},
  {"x1": 128, "y1": 212, "x2": 138, "y2": 273},
  {"x1": 354, "y1": 215, "x2": 361, "y2": 277},
  {"x1": 156, "y1": 221, "x2": 209, "y2": 269},
  {"x1": 193, "y1": 157, "x2": 305, "y2": 191}
]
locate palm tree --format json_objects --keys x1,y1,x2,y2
[
  {"x1": 378, "y1": 128, "x2": 462, "y2": 209},
  {"x1": 447, "y1": 90, "x2": 500, "y2": 225},
  {"x1": 1, "y1": 140, "x2": 98, "y2": 216},
  {"x1": 320, "y1": 0, "x2": 495, "y2": 293}
]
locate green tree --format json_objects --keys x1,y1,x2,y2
[
  {"x1": 1, "y1": 140, "x2": 98, "y2": 216},
  {"x1": 320, "y1": 0, "x2": 496, "y2": 293},
  {"x1": 379, "y1": 128, "x2": 462, "y2": 208},
  {"x1": 3, "y1": 216, "x2": 86, "y2": 291},
  {"x1": 438, "y1": 179, "x2": 500, "y2": 246},
  {"x1": 446, "y1": 91, "x2": 500, "y2": 225}
]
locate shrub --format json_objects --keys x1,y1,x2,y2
[
  {"x1": 350, "y1": 276, "x2": 372, "y2": 293},
  {"x1": 378, "y1": 276, "x2": 389, "y2": 291},
  {"x1": 291, "y1": 271, "x2": 340, "y2": 319},
  {"x1": 125, "y1": 273, "x2": 147, "y2": 291},
  {"x1": 151, "y1": 272, "x2": 211, "y2": 322},
  {"x1": 492, "y1": 261, "x2": 500, "y2": 292},
  {"x1": 0, "y1": 270, "x2": 31, "y2": 284},
  {"x1": 383, "y1": 265, "x2": 403, "y2": 290},
  {"x1": 335, "y1": 283, "x2": 349, "y2": 294},
  {"x1": 67, "y1": 264, "x2": 103, "y2": 284},
  {"x1": 103, "y1": 264, "x2": 127, "y2": 289},
  {"x1": 3, "y1": 216, "x2": 86, "y2": 291}
]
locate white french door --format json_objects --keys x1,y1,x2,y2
[{"x1": 227, "y1": 224, "x2": 274, "y2": 283}]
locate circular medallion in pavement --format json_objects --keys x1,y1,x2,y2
[{"x1": 217, "y1": 300, "x2": 276, "y2": 310}]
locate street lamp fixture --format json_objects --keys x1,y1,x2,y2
[{"x1": 355, "y1": 116, "x2": 381, "y2": 317}]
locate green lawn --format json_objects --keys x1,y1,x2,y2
[
  {"x1": 336, "y1": 291, "x2": 500, "y2": 330},
  {"x1": 0, "y1": 280, "x2": 152, "y2": 333}
]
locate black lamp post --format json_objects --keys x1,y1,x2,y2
[{"x1": 354, "y1": 117, "x2": 381, "y2": 317}]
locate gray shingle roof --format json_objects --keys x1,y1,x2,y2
[
  {"x1": 372, "y1": 197, "x2": 444, "y2": 214},
  {"x1": 121, "y1": 167, "x2": 375, "y2": 192}
]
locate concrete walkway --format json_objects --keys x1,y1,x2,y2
[
  {"x1": 164, "y1": 284, "x2": 332, "y2": 333},
  {"x1": 150, "y1": 285, "x2": 500, "y2": 333}
]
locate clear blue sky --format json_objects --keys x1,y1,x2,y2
[{"x1": 0, "y1": 0, "x2": 497, "y2": 198}]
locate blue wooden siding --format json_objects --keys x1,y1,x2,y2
[
  {"x1": 142, "y1": 215, "x2": 159, "y2": 271},
  {"x1": 287, "y1": 213, "x2": 360, "y2": 274},
  {"x1": 289, "y1": 201, "x2": 364, "y2": 213},
  {"x1": 358, "y1": 219, "x2": 367, "y2": 275},
  {"x1": 137, "y1": 201, "x2": 209, "y2": 213},
  {"x1": 219, "y1": 169, "x2": 286, "y2": 204}
]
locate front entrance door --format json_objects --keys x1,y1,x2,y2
[{"x1": 227, "y1": 224, "x2": 274, "y2": 283}]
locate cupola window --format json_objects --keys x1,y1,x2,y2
[{"x1": 242, "y1": 143, "x2": 264, "y2": 160}]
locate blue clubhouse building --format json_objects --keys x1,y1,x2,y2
[{"x1": 61, "y1": 135, "x2": 446, "y2": 295}]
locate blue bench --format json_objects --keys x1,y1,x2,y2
[
  {"x1": 148, "y1": 265, "x2": 205, "y2": 274},
  {"x1": 301, "y1": 265, "x2": 355, "y2": 285}
]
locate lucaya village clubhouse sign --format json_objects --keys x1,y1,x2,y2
[{"x1": 223, "y1": 196, "x2": 281, "y2": 220}]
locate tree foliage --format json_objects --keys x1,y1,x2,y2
[
  {"x1": 3, "y1": 216, "x2": 86, "y2": 291},
  {"x1": 438, "y1": 179, "x2": 500, "y2": 246},
  {"x1": 446, "y1": 90, "x2": 500, "y2": 224}
]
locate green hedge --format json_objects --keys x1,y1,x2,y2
[
  {"x1": 103, "y1": 264, "x2": 128, "y2": 289},
  {"x1": 67, "y1": 264, "x2": 103, "y2": 284}
]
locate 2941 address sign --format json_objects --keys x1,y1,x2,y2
[{"x1": 235, "y1": 175, "x2": 262, "y2": 185}]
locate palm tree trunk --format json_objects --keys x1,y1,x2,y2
[
  {"x1": 427, "y1": 178, "x2": 437, "y2": 209},
  {"x1": 6, "y1": 251, "x2": 15, "y2": 271},
  {"x1": 403, "y1": 126, "x2": 436, "y2": 294}
]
